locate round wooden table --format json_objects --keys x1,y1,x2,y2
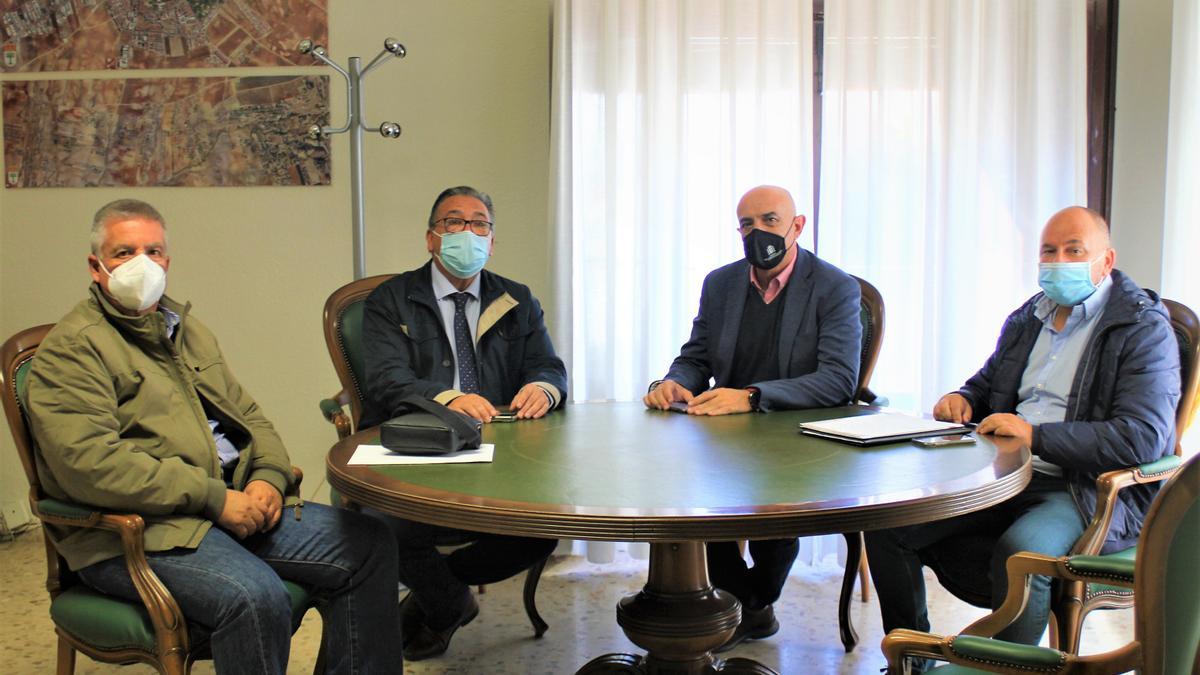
[{"x1": 327, "y1": 402, "x2": 1030, "y2": 674}]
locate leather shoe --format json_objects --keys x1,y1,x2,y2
[
  {"x1": 403, "y1": 593, "x2": 480, "y2": 661},
  {"x1": 714, "y1": 604, "x2": 779, "y2": 653}
]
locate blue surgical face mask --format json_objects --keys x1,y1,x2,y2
[
  {"x1": 434, "y1": 231, "x2": 490, "y2": 279},
  {"x1": 1038, "y1": 255, "x2": 1104, "y2": 306}
]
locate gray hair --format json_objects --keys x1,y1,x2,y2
[
  {"x1": 427, "y1": 186, "x2": 494, "y2": 229},
  {"x1": 90, "y1": 199, "x2": 167, "y2": 255}
]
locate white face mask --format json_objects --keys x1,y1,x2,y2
[{"x1": 98, "y1": 254, "x2": 167, "y2": 312}]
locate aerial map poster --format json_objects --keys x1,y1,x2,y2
[
  {"x1": 0, "y1": 0, "x2": 328, "y2": 71},
  {"x1": 3, "y1": 75, "x2": 331, "y2": 187}
]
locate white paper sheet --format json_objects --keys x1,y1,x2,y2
[
  {"x1": 348, "y1": 443, "x2": 495, "y2": 465},
  {"x1": 798, "y1": 413, "x2": 966, "y2": 440}
]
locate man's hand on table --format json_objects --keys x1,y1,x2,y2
[
  {"x1": 933, "y1": 393, "x2": 973, "y2": 424},
  {"x1": 642, "y1": 379, "x2": 693, "y2": 410},
  {"x1": 448, "y1": 393, "x2": 499, "y2": 422},
  {"x1": 976, "y1": 413, "x2": 1034, "y2": 449},
  {"x1": 686, "y1": 387, "x2": 753, "y2": 416},
  {"x1": 510, "y1": 383, "x2": 552, "y2": 419}
]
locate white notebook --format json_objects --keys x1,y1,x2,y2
[{"x1": 798, "y1": 413, "x2": 972, "y2": 446}]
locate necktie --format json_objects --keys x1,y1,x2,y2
[{"x1": 452, "y1": 293, "x2": 480, "y2": 394}]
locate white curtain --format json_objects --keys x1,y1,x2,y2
[
  {"x1": 551, "y1": 0, "x2": 815, "y2": 405},
  {"x1": 1163, "y1": 0, "x2": 1199, "y2": 456},
  {"x1": 818, "y1": 0, "x2": 1088, "y2": 413}
]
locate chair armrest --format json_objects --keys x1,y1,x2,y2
[
  {"x1": 962, "y1": 552, "x2": 1133, "y2": 638},
  {"x1": 34, "y1": 498, "x2": 190, "y2": 656},
  {"x1": 36, "y1": 498, "x2": 101, "y2": 522},
  {"x1": 319, "y1": 391, "x2": 352, "y2": 440},
  {"x1": 949, "y1": 635, "x2": 1065, "y2": 670},
  {"x1": 1072, "y1": 455, "x2": 1182, "y2": 556},
  {"x1": 882, "y1": 551, "x2": 1142, "y2": 673},
  {"x1": 1064, "y1": 555, "x2": 1134, "y2": 585}
]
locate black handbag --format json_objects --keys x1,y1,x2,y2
[{"x1": 380, "y1": 396, "x2": 483, "y2": 456}]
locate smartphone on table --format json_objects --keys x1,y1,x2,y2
[
  {"x1": 913, "y1": 434, "x2": 976, "y2": 447},
  {"x1": 491, "y1": 409, "x2": 519, "y2": 422}
]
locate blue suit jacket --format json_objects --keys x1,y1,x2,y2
[{"x1": 664, "y1": 249, "x2": 861, "y2": 411}]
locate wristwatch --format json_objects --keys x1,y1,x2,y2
[{"x1": 745, "y1": 387, "x2": 761, "y2": 412}]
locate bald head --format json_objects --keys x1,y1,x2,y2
[
  {"x1": 737, "y1": 185, "x2": 796, "y2": 222},
  {"x1": 1045, "y1": 206, "x2": 1110, "y2": 246},
  {"x1": 1040, "y1": 205, "x2": 1115, "y2": 285}
]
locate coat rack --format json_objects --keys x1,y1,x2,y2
[{"x1": 299, "y1": 37, "x2": 406, "y2": 280}]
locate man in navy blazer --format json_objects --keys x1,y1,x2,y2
[
  {"x1": 361, "y1": 186, "x2": 566, "y2": 662},
  {"x1": 644, "y1": 185, "x2": 862, "y2": 650}
]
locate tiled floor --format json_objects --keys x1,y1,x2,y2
[{"x1": 0, "y1": 529, "x2": 1132, "y2": 674}]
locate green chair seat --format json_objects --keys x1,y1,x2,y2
[
  {"x1": 51, "y1": 581, "x2": 314, "y2": 652},
  {"x1": 51, "y1": 586, "x2": 158, "y2": 651}
]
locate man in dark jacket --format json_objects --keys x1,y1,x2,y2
[
  {"x1": 866, "y1": 206, "x2": 1180, "y2": 660},
  {"x1": 644, "y1": 185, "x2": 862, "y2": 651},
  {"x1": 27, "y1": 199, "x2": 401, "y2": 675},
  {"x1": 360, "y1": 186, "x2": 567, "y2": 661}
]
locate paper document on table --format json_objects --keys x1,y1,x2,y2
[
  {"x1": 348, "y1": 443, "x2": 495, "y2": 465},
  {"x1": 798, "y1": 413, "x2": 972, "y2": 446}
]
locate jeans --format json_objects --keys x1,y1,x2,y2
[
  {"x1": 364, "y1": 508, "x2": 557, "y2": 629},
  {"x1": 707, "y1": 538, "x2": 800, "y2": 610},
  {"x1": 78, "y1": 503, "x2": 401, "y2": 675},
  {"x1": 865, "y1": 472, "x2": 1085, "y2": 645}
]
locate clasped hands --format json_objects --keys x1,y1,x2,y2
[
  {"x1": 642, "y1": 380, "x2": 752, "y2": 415},
  {"x1": 217, "y1": 479, "x2": 282, "y2": 539},
  {"x1": 447, "y1": 383, "x2": 552, "y2": 422},
  {"x1": 933, "y1": 393, "x2": 1033, "y2": 448}
]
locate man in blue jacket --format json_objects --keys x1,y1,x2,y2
[
  {"x1": 866, "y1": 206, "x2": 1180, "y2": 663},
  {"x1": 360, "y1": 186, "x2": 567, "y2": 661},
  {"x1": 644, "y1": 185, "x2": 862, "y2": 650}
]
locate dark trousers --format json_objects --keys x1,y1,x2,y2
[
  {"x1": 706, "y1": 538, "x2": 799, "y2": 610},
  {"x1": 864, "y1": 472, "x2": 1085, "y2": 645},
  {"x1": 79, "y1": 503, "x2": 400, "y2": 675},
  {"x1": 365, "y1": 508, "x2": 557, "y2": 629}
]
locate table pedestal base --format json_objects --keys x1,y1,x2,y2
[{"x1": 577, "y1": 542, "x2": 779, "y2": 675}]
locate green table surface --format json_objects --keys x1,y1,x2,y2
[{"x1": 327, "y1": 402, "x2": 1029, "y2": 542}]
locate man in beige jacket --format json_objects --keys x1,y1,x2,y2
[{"x1": 26, "y1": 199, "x2": 401, "y2": 675}]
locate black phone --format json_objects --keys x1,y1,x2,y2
[
  {"x1": 491, "y1": 410, "x2": 518, "y2": 422},
  {"x1": 913, "y1": 434, "x2": 976, "y2": 447}
]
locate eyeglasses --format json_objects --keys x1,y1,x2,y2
[{"x1": 434, "y1": 217, "x2": 493, "y2": 236}]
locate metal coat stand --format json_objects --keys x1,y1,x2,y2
[{"x1": 299, "y1": 37, "x2": 406, "y2": 280}]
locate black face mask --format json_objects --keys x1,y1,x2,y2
[{"x1": 742, "y1": 228, "x2": 791, "y2": 270}]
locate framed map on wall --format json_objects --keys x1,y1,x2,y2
[
  {"x1": 0, "y1": 0, "x2": 328, "y2": 71},
  {"x1": 3, "y1": 74, "x2": 331, "y2": 187}
]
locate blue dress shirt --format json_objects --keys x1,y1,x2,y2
[{"x1": 1016, "y1": 274, "x2": 1114, "y2": 475}]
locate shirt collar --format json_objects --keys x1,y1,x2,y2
[
  {"x1": 430, "y1": 262, "x2": 481, "y2": 301},
  {"x1": 749, "y1": 248, "x2": 798, "y2": 297},
  {"x1": 1034, "y1": 272, "x2": 1114, "y2": 322},
  {"x1": 159, "y1": 306, "x2": 181, "y2": 339}
]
